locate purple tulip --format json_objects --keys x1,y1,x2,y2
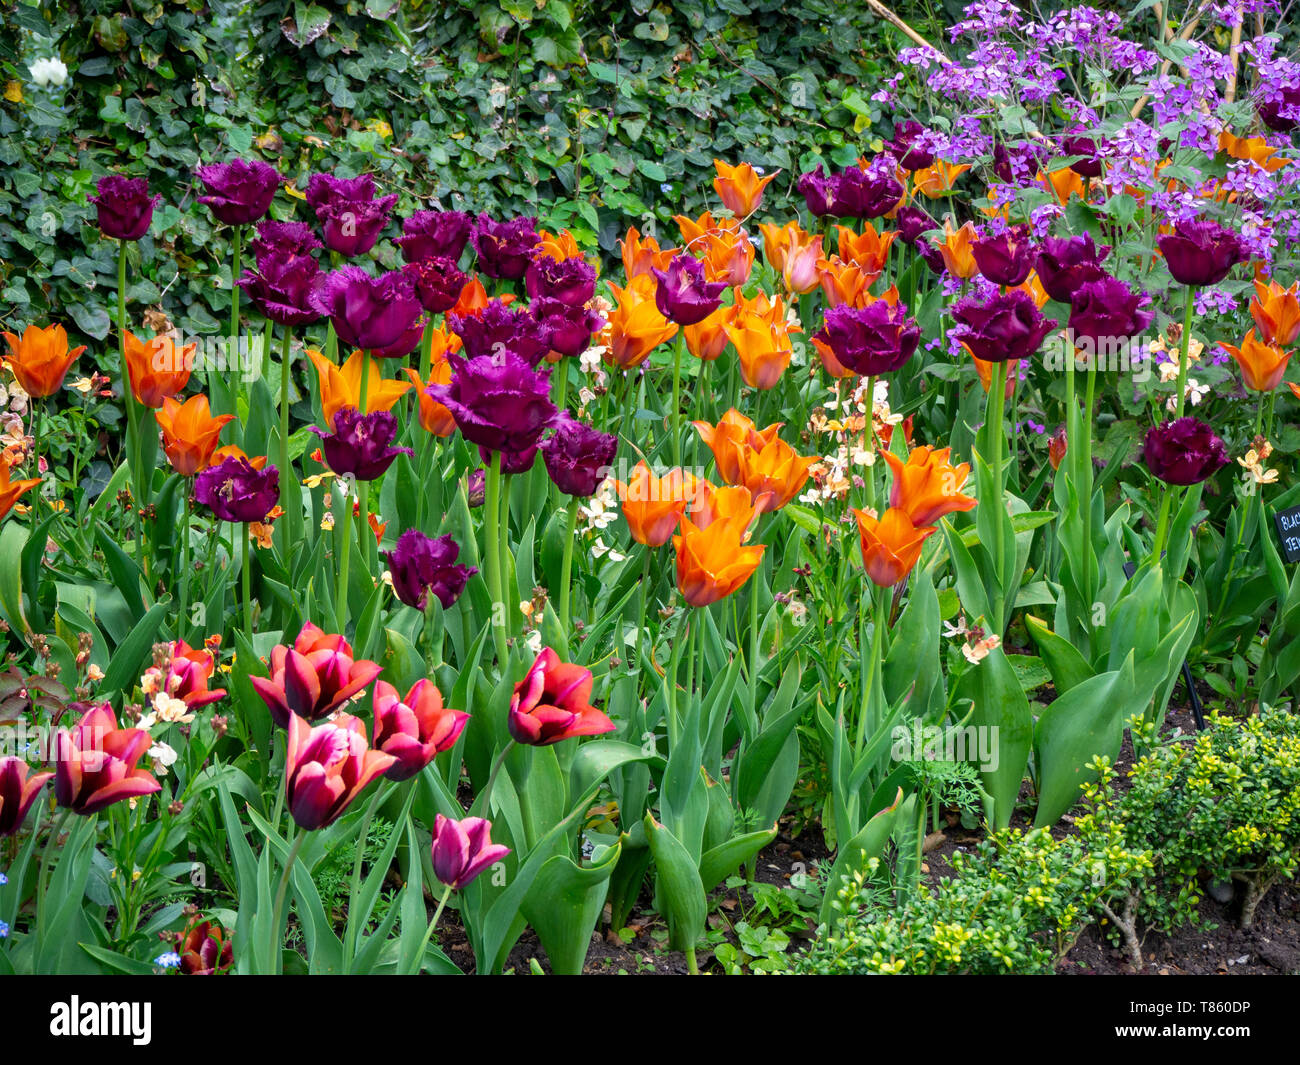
[
  {"x1": 305, "y1": 173, "x2": 377, "y2": 213},
  {"x1": 310, "y1": 407, "x2": 413, "y2": 481},
  {"x1": 403, "y1": 255, "x2": 468, "y2": 314},
  {"x1": 431, "y1": 814, "x2": 510, "y2": 890},
  {"x1": 993, "y1": 141, "x2": 1050, "y2": 184},
  {"x1": 1157, "y1": 218, "x2": 1248, "y2": 287},
  {"x1": 317, "y1": 193, "x2": 398, "y2": 258},
  {"x1": 814, "y1": 301, "x2": 921, "y2": 376},
  {"x1": 396, "y1": 209, "x2": 473, "y2": 263},
  {"x1": 196, "y1": 158, "x2": 280, "y2": 226},
  {"x1": 1061, "y1": 135, "x2": 1104, "y2": 178},
  {"x1": 532, "y1": 297, "x2": 604, "y2": 358},
  {"x1": 952, "y1": 289, "x2": 1057, "y2": 363},
  {"x1": 471, "y1": 214, "x2": 541, "y2": 280},
  {"x1": 1035, "y1": 233, "x2": 1111, "y2": 303},
  {"x1": 541, "y1": 416, "x2": 618, "y2": 497},
  {"x1": 250, "y1": 220, "x2": 322, "y2": 262},
  {"x1": 525, "y1": 255, "x2": 597, "y2": 307},
  {"x1": 312, "y1": 266, "x2": 425, "y2": 353},
  {"x1": 195, "y1": 456, "x2": 279, "y2": 523},
  {"x1": 972, "y1": 224, "x2": 1037, "y2": 287},
  {"x1": 237, "y1": 255, "x2": 324, "y2": 326},
  {"x1": 449, "y1": 299, "x2": 553, "y2": 365},
  {"x1": 796, "y1": 166, "x2": 837, "y2": 217},
  {"x1": 480, "y1": 442, "x2": 539, "y2": 474},
  {"x1": 651, "y1": 254, "x2": 727, "y2": 326},
  {"x1": 89, "y1": 175, "x2": 160, "y2": 241},
  {"x1": 831, "y1": 166, "x2": 904, "y2": 219},
  {"x1": 1068, "y1": 276, "x2": 1153, "y2": 346},
  {"x1": 467, "y1": 468, "x2": 487, "y2": 508},
  {"x1": 384, "y1": 529, "x2": 477, "y2": 611},
  {"x1": 427, "y1": 350, "x2": 558, "y2": 454},
  {"x1": 1143, "y1": 418, "x2": 1230, "y2": 486},
  {"x1": 888, "y1": 120, "x2": 935, "y2": 171},
  {"x1": 1257, "y1": 81, "x2": 1300, "y2": 133},
  {"x1": 895, "y1": 205, "x2": 945, "y2": 274}
]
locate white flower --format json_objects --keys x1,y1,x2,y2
[
  {"x1": 148, "y1": 741, "x2": 178, "y2": 776},
  {"x1": 524, "y1": 629, "x2": 542, "y2": 656},
  {"x1": 28, "y1": 57, "x2": 68, "y2": 88}
]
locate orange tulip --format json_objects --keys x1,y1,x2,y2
[
  {"x1": 1250, "y1": 279, "x2": 1300, "y2": 347},
  {"x1": 817, "y1": 256, "x2": 878, "y2": 308},
  {"x1": 2, "y1": 324, "x2": 85, "y2": 398},
  {"x1": 911, "y1": 160, "x2": 972, "y2": 198},
  {"x1": 404, "y1": 363, "x2": 456, "y2": 437},
  {"x1": 450, "y1": 276, "x2": 513, "y2": 319},
  {"x1": 732, "y1": 434, "x2": 817, "y2": 514},
  {"x1": 757, "y1": 221, "x2": 823, "y2": 294},
  {"x1": 613, "y1": 461, "x2": 691, "y2": 546},
  {"x1": 1219, "y1": 330, "x2": 1292, "y2": 393},
  {"x1": 682, "y1": 480, "x2": 754, "y2": 529},
  {"x1": 971, "y1": 352, "x2": 1019, "y2": 398},
  {"x1": 812, "y1": 334, "x2": 855, "y2": 379},
  {"x1": 835, "y1": 223, "x2": 896, "y2": 277},
  {"x1": 882, "y1": 446, "x2": 976, "y2": 527},
  {"x1": 155, "y1": 394, "x2": 234, "y2": 476},
  {"x1": 1048, "y1": 426, "x2": 1067, "y2": 471},
  {"x1": 1013, "y1": 271, "x2": 1050, "y2": 309},
  {"x1": 309, "y1": 348, "x2": 412, "y2": 428},
  {"x1": 536, "y1": 228, "x2": 590, "y2": 265},
  {"x1": 1039, "y1": 166, "x2": 1085, "y2": 207},
  {"x1": 712, "y1": 160, "x2": 778, "y2": 217},
  {"x1": 693, "y1": 409, "x2": 783, "y2": 484},
  {"x1": 683, "y1": 303, "x2": 736, "y2": 362},
  {"x1": 1218, "y1": 131, "x2": 1287, "y2": 174},
  {"x1": 675, "y1": 211, "x2": 754, "y2": 286},
  {"x1": 1290, "y1": 382, "x2": 1300, "y2": 402},
  {"x1": 852, "y1": 506, "x2": 935, "y2": 587},
  {"x1": 620, "y1": 226, "x2": 676, "y2": 281},
  {"x1": 123, "y1": 330, "x2": 195, "y2": 409},
  {"x1": 937, "y1": 220, "x2": 979, "y2": 279},
  {"x1": 725, "y1": 288, "x2": 800, "y2": 389},
  {"x1": 209, "y1": 444, "x2": 268, "y2": 470},
  {"x1": 673, "y1": 502, "x2": 764, "y2": 607},
  {"x1": 0, "y1": 458, "x2": 41, "y2": 521},
  {"x1": 603, "y1": 274, "x2": 678, "y2": 369}
]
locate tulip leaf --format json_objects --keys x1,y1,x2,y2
[
  {"x1": 817, "y1": 787, "x2": 907, "y2": 927},
  {"x1": 699, "y1": 824, "x2": 777, "y2": 894},
  {"x1": 643, "y1": 813, "x2": 707, "y2": 954},
  {"x1": 953, "y1": 644, "x2": 1031, "y2": 829},
  {"x1": 97, "y1": 600, "x2": 169, "y2": 699},
  {"x1": 520, "y1": 839, "x2": 623, "y2": 975},
  {"x1": 0, "y1": 519, "x2": 31, "y2": 636},
  {"x1": 1025, "y1": 614, "x2": 1095, "y2": 695},
  {"x1": 94, "y1": 521, "x2": 148, "y2": 622}
]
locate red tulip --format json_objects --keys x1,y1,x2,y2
[
  {"x1": 0, "y1": 756, "x2": 53, "y2": 836},
  {"x1": 250, "y1": 622, "x2": 383, "y2": 729},
  {"x1": 372, "y1": 679, "x2": 469, "y2": 781},
  {"x1": 53, "y1": 703, "x2": 161, "y2": 816},
  {"x1": 284, "y1": 712, "x2": 395, "y2": 831},
  {"x1": 431, "y1": 814, "x2": 510, "y2": 890},
  {"x1": 507, "y1": 648, "x2": 615, "y2": 746}
]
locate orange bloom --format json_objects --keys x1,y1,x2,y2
[
  {"x1": 911, "y1": 160, "x2": 972, "y2": 198},
  {"x1": 675, "y1": 211, "x2": 754, "y2": 286},
  {"x1": 852, "y1": 507, "x2": 935, "y2": 587},
  {"x1": 603, "y1": 274, "x2": 678, "y2": 369},
  {"x1": 1290, "y1": 383, "x2": 1300, "y2": 402},
  {"x1": 309, "y1": 348, "x2": 412, "y2": 428},
  {"x1": 155, "y1": 394, "x2": 234, "y2": 476},
  {"x1": 732, "y1": 434, "x2": 816, "y2": 514},
  {"x1": 404, "y1": 364, "x2": 455, "y2": 437},
  {"x1": 536, "y1": 229, "x2": 590, "y2": 265},
  {"x1": 2, "y1": 324, "x2": 85, "y2": 398},
  {"x1": 971, "y1": 352, "x2": 1020, "y2": 398},
  {"x1": 712, "y1": 160, "x2": 778, "y2": 217},
  {"x1": 673, "y1": 502, "x2": 764, "y2": 607},
  {"x1": 1250, "y1": 279, "x2": 1300, "y2": 347},
  {"x1": 209, "y1": 444, "x2": 268, "y2": 470},
  {"x1": 937, "y1": 220, "x2": 979, "y2": 279},
  {"x1": 682, "y1": 480, "x2": 754, "y2": 529},
  {"x1": 613, "y1": 461, "x2": 691, "y2": 546},
  {"x1": 0, "y1": 458, "x2": 42, "y2": 521},
  {"x1": 693, "y1": 409, "x2": 783, "y2": 484},
  {"x1": 817, "y1": 256, "x2": 878, "y2": 309},
  {"x1": 835, "y1": 223, "x2": 896, "y2": 277},
  {"x1": 123, "y1": 330, "x2": 195, "y2": 409},
  {"x1": 450, "y1": 276, "x2": 514, "y2": 319},
  {"x1": 882, "y1": 446, "x2": 976, "y2": 527},
  {"x1": 683, "y1": 303, "x2": 736, "y2": 362},
  {"x1": 368, "y1": 511, "x2": 386, "y2": 544},
  {"x1": 1218, "y1": 131, "x2": 1287, "y2": 174},
  {"x1": 1048, "y1": 426, "x2": 1067, "y2": 471},
  {"x1": 1219, "y1": 330, "x2": 1292, "y2": 393},
  {"x1": 620, "y1": 226, "x2": 676, "y2": 281},
  {"x1": 725, "y1": 288, "x2": 800, "y2": 389},
  {"x1": 757, "y1": 221, "x2": 823, "y2": 294},
  {"x1": 1012, "y1": 271, "x2": 1050, "y2": 309},
  {"x1": 1039, "y1": 166, "x2": 1085, "y2": 207}
]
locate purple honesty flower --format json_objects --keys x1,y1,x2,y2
[
  {"x1": 651, "y1": 254, "x2": 727, "y2": 326},
  {"x1": 1068, "y1": 276, "x2": 1153, "y2": 345},
  {"x1": 1143, "y1": 417, "x2": 1230, "y2": 485},
  {"x1": 312, "y1": 266, "x2": 425, "y2": 353},
  {"x1": 541, "y1": 416, "x2": 618, "y2": 497},
  {"x1": 396, "y1": 209, "x2": 473, "y2": 263},
  {"x1": 249, "y1": 220, "x2": 322, "y2": 262},
  {"x1": 196, "y1": 158, "x2": 280, "y2": 225},
  {"x1": 471, "y1": 214, "x2": 541, "y2": 280},
  {"x1": 532, "y1": 297, "x2": 604, "y2": 358},
  {"x1": 195, "y1": 456, "x2": 279, "y2": 523},
  {"x1": 89, "y1": 175, "x2": 160, "y2": 241},
  {"x1": 525, "y1": 254, "x2": 597, "y2": 307},
  {"x1": 449, "y1": 299, "x2": 553, "y2": 365},
  {"x1": 236, "y1": 254, "x2": 325, "y2": 326},
  {"x1": 310, "y1": 407, "x2": 413, "y2": 481},
  {"x1": 403, "y1": 255, "x2": 468, "y2": 314},
  {"x1": 814, "y1": 301, "x2": 921, "y2": 376},
  {"x1": 972, "y1": 223, "x2": 1036, "y2": 286},
  {"x1": 427, "y1": 350, "x2": 557, "y2": 454},
  {"x1": 384, "y1": 529, "x2": 477, "y2": 611},
  {"x1": 952, "y1": 289, "x2": 1057, "y2": 362},
  {"x1": 1158, "y1": 218, "x2": 1248, "y2": 287},
  {"x1": 887, "y1": 120, "x2": 936, "y2": 171},
  {"x1": 1035, "y1": 233, "x2": 1111, "y2": 303}
]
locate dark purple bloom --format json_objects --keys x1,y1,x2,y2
[
  {"x1": 796, "y1": 166, "x2": 837, "y2": 217},
  {"x1": 384, "y1": 529, "x2": 477, "y2": 611},
  {"x1": 952, "y1": 289, "x2": 1057, "y2": 363},
  {"x1": 250, "y1": 220, "x2": 321, "y2": 262},
  {"x1": 403, "y1": 255, "x2": 468, "y2": 314},
  {"x1": 196, "y1": 158, "x2": 280, "y2": 226},
  {"x1": 1257, "y1": 82, "x2": 1300, "y2": 133},
  {"x1": 396, "y1": 210, "x2": 473, "y2": 263},
  {"x1": 471, "y1": 214, "x2": 541, "y2": 280},
  {"x1": 305, "y1": 173, "x2": 377, "y2": 213},
  {"x1": 532, "y1": 297, "x2": 604, "y2": 358},
  {"x1": 195, "y1": 456, "x2": 279, "y2": 523},
  {"x1": 651, "y1": 254, "x2": 727, "y2": 326},
  {"x1": 312, "y1": 266, "x2": 425, "y2": 353},
  {"x1": 89, "y1": 175, "x2": 160, "y2": 241},
  {"x1": 541, "y1": 416, "x2": 618, "y2": 497},
  {"x1": 449, "y1": 299, "x2": 553, "y2": 365},
  {"x1": 310, "y1": 407, "x2": 413, "y2": 481},
  {"x1": 1035, "y1": 233, "x2": 1111, "y2": 303},
  {"x1": 887, "y1": 120, "x2": 935, "y2": 171},
  {"x1": 813, "y1": 301, "x2": 921, "y2": 376},
  {"x1": 479, "y1": 442, "x2": 539, "y2": 474},
  {"x1": 237, "y1": 254, "x2": 325, "y2": 326},
  {"x1": 992, "y1": 141, "x2": 1050, "y2": 185},
  {"x1": 317, "y1": 193, "x2": 399, "y2": 258},
  {"x1": 525, "y1": 254, "x2": 597, "y2": 307},
  {"x1": 830, "y1": 166, "x2": 903, "y2": 219},
  {"x1": 1143, "y1": 418, "x2": 1229, "y2": 486},
  {"x1": 1157, "y1": 218, "x2": 1248, "y2": 287},
  {"x1": 427, "y1": 351, "x2": 557, "y2": 454},
  {"x1": 895, "y1": 205, "x2": 945, "y2": 274},
  {"x1": 1061, "y1": 135, "x2": 1104, "y2": 178},
  {"x1": 972, "y1": 224, "x2": 1036, "y2": 287},
  {"x1": 1068, "y1": 276, "x2": 1153, "y2": 345}
]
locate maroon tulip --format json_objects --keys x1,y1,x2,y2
[
  {"x1": 1158, "y1": 218, "x2": 1248, "y2": 287},
  {"x1": 507, "y1": 648, "x2": 616, "y2": 746},
  {"x1": 952, "y1": 289, "x2": 1057, "y2": 363},
  {"x1": 449, "y1": 299, "x2": 553, "y2": 365},
  {"x1": 196, "y1": 158, "x2": 280, "y2": 225},
  {"x1": 887, "y1": 120, "x2": 935, "y2": 171},
  {"x1": 0, "y1": 756, "x2": 53, "y2": 836},
  {"x1": 250, "y1": 219, "x2": 321, "y2": 261},
  {"x1": 53, "y1": 703, "x2": 161, "y2": 816},
  {"x1": 403, "y1": 255, "x2": 468, "y2": 314},
  {"x1": 179, "y1": 917, "x2": 233, "y2": 975},
  {"x1": 284, "y1": 712, "x2": 395, "y2": 831},
  {"x1": 1061, "y1": 134, "x2": 1103, "y2": 178},
  {"x1": 237, "y1": 254, "x2": 325, "y2": 326},
  {"x1": 467, "y1": 468, "x2": 486, "y2": 508},
  {"x1": 541, "y1": 416, "x2": 618, "y2": 497},
  {"x1": 89, "y1": 175, "x2": 160, "y2": 241},
  {"x1": 431, "y1": 815, "x2": 510, "y2": 890},
  {"x1": 372, "y1": 679, "x2": 469, "y2": 781},
  {"x1": 814, "y1": 300, "x2": 921, "y2": 376},
  {"x1": 195, "y1": 455, "x2": 279, "y2": 523},
  {"x1": 1035, "y1": 233, "x2": 1111, "y2": 303},
  {"x1": 651, "y1": 254, "x2": 728, "y2": 326},
  {"x1": 1068, "y1": 276, "x2": 1153, "y2": 346},
  {"x1": 972, "y1": 224, "x2": 1036, "y2": 287},
  {"x1": 796, "y1": 166, "x2": 837, "y2": 217},
  {"x1": 533, "y1": 297, "x2": 604, "y2": 358},
  {"x1": 249, "y1": 622, "x2": 383, "y2": 729},
  {"x1": 312, "y1": 266, "x2": 425, "y2": 354},
  {"x1": 317, "y1": 193, "x2": 398, "y2": 258},
  {"x1": 305, "y1": 173, "x2": 378, "y2": 213},
  {"x1": 396, "y1": 209, "x2": 473, "y2": 263},
  {"x1": 831, "y1": 165, "x2": 904, "y2": 219},
  {"x1": 384, "y1": 529, "x2": 477, "y2": 611},
  {"x1": 471, "y1": 214, "x2": 541, "y2": 280},
  {"x1": 310, "y1": 406, "x2": 413, "y2": 481},
  {"x1": 525, "y1": 255, "x2": 597, "y2": 307},
  {"x1": 154, "y1": 640, "x2": 227, "y2": 711},
  {"x1": 428, "y1": 350, "x2": 558, "y2": 454},
  {"x1": 1257, "y1": 81, "x2": 1300, "y2": 133},
  {"x1": 1143, "y1": 418, "x2": 1229, "y2": 486},
  {"x1": 480, "y1": 442, "x2": 539, "y2": 474}
]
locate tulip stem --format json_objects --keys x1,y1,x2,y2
[
  {"x1": 1082, "y1": 358, "x2": 1097, "y2": 597},
  {"x1": 278, "y1": 325, "x2": 294, "y2": 556},
  {"x1": 988, "y1": 359, "x2": 1009, "y2": 636},
  {"x1": 748, "y1": 564, "x2": 761, "y2": 719},
  {"x1": 229, "y1": 225, "x2": 242, "y2": 344},
  {"x1": 485, "y1": 450, "x2": 509, "y2": 666},
  {"x1": 177, "y1": 489, "x2": 191, "y2": 641},
  {"x1": 343, "y1": 783, "x2": 387, "y2": 968},
  {"x1": 35, "y1": 807, "x2": 72, "y2": 946},
  {"x1": 268, "y1": 826, "x2": 308, "y2": 974},
  {"x1": 118, "y1": 238, "x2": 144, "y2": 568},
  {"x1": 1151, "y1": 485, "x2": 1174, "y2": 562},
  {"x1": 413, "y1": 883, "x2": 455, "y2": 972},
  {"x1": 862, "y1": 375, "x2": 877, "y2": 513},
  {"x1": 558, "y1": 502, "x2": 579, "y2": 632},
  {"x1": 855, "y1": 582, "x2": 888, "y2": 751},
  {"x1": 241, "y1": 523, "x2": 253, "y2": 638},
  {"x1": 671, "y1": 333, "x2": 685, "y2": 468},
  {"x1": 685, "y1": 944, "x2": 699, "y2": 975},
  {"x1": 1174, "y1": 285, "x2": 1195, "y2": 419}
]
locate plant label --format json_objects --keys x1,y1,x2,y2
[{"x1": 1275, "y1": 505, "x2": 1300, "y2": 564}]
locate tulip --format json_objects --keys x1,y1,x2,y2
[
  {"x1": 1249, "y1": 278, "x2": 1300, "y2": 346},
  {"x1": 196, "y1": 158, "x2": 280, "y2": 226},
  {"x1": 910, "y1": 160, "x2": 973, "y2": 198},
  {"x1": 882, "y1": 446, "x2": 977, "y2": 527},
  {"x1": 541, "y1": 416, "x2": 618, "y2": 497},
  {"x1": 536, "y1": 228, "x2": 587, "y2": 263},
  {"x1": 731, "y1": 434, "x2": 816, "y2": 515},
  {"x1": 1061, "y1": 134, "x2": 1104, "y2": 178},
  {"x1": 887, "y1": 120, "x2": 936, "y2": 171},
  {"x1": 1158, "y1": 218, "x2": 1248, "y2": 287},
  {"x1": 1067, "y1": 276, "x2": 1153, "y2": 347},
  {"x1": 0, "y1": 756, "x2": 53, "y2": 836},
  {"x1": 155, "y1": 394, "x2": 234, "y2": 476},
  {"x1": 953, "y1": 289, "x2": 1057, "y2": 363},
  {"x1": 122, "y1": 330, "x2": 196, "y2": 408},
  {"x1": 372, "y1": 679, "x2": 468, "y2": 781},
  {"x1": 250, "y1": 622, "x2": 384, "y2": 729},
  {"x1": 1219, "y1": 330, "x2": 1291, "y2": 393},
  {"x1": 467, "y1": 467, "x2": 487, "y2": 508},
  {"x1": 194, "y1": 454, "x2": 279, "y2": 523},
  {"x1": 814, "y1": 300, "x2": 920, "y2": 376},
  {"x1": 156, "y1": 640, "x2": 228, "y2": 710},
  {"x1": 1257, "y1": 81, "x2": 1300, "y2": 134},
  {"x1": 482, "y1": 442, "x2": 539, "y2": 474},
  {"x1": 1047, "y1": 426, "x2": 1067, "y2": 471},
  {"x1": 284, "y1": 712, "x2": 395, "y2": 831},
  {"x1": 427, "y1": 350, "x2": 557, "y2": 454},
  {"x1": 726, "y1": 289, "x2": 801, "y2": 389},
  {"x1": 937, "y1": 220, "x2": 980, "y2": 279},
  {"x1": 508, "y1": 647, "x2": 616, "y2": 746},
  {"x1": 673, "y1": 503, "x2": 765, "y2": 607},
  {"x1": 614, "y1": 461, "x2": 690, "y2": 546},
  {"x1": 396, "y1": 209, "x2": 473, "y2": 264},
  {"x1": 1143, "y1": 417, "x2": 1230, "y2": 486},
  {"x1": 310, "y1": 406, "x2": 413, "y2": 481},
  {"x1": 835, "y1": 223, "x2": 896, "y2": 278},
  {"x1": 449, "y1": 276, "x2": 507, "y2": 320},
  {"x1": 673, "y1": 212, "x2": 754, "y2": 286},
  {"x1": 971, "y1": 224, "x2": 1036, "y2": 286},
  {"x1": 449, "y1": 299, "x2": 553, "y2": 366},
  {"x1": 306, "y1": 173, "x2": 377, "y2": 212},
  {"x1": 403, "y1": 255, "x2": 469, "y2": 315},
  {"x1": 1218, "y1": 130, "x2": 1288, "y2": 172},
  {"x1": 309, "y1": 348, "x2": 413, "y2": 429},
  {"x1": 525, "y1": 254, "x2": 597, "y2": 307},
  {"x1": 852, "y1": 507, "x2": 936, "y2": 587},
  {"x1": 312, "y1": 266, "x2": 425, "y2": 355},
  {"x1": 757, "y1": 221, "x2": 823, "y2": 294},
  {"x1": 179, "y1": 917, "x2": 233, "y2": 975},
  {"x1": 471, "y1": 214, "x2": 541, "y2": 280},
  {"x1": 53, "y1": 703, "x2": 161, "y2": 815},
  {"x1": 620, "y1": 226, "x2": 677, "y2": 280},
  {"x1": 533, "y1": 297, "x2": 604, "y2": 360},
  {"x1": 971, "y1": 352, "x2": 1020, "y2": 398},
  {"x1": 603, "y1": 274, "x2": 678, "y2": 369},
  {"x1": 431, "y1": 815, "x2": 510, "y2": 890},
  {"x1": 993, "y1": 141, "x2": 1050, "y2": 184},
  {"x1": 250, "y1": 219, "x2": 321, "y2": 261},
  {"x1": 683, "y1": 479, "x2": 753, "y2": 529},
  {"x1": 1034, "y1": 233, "x2": 1111, "y2": 303},
  {"x1": 404, "y1": 360, "x2": 457, "y2": 437},
  {"x1": 651, "y1": 254, "x2": 728, "y2": 326},
  {"x1": 683, "y1": 304, "x2": 735, "y2": 361},
  {"x1": 2, "y1": 323, "x2": 85, "y2": 397},
  {"x1": 1039, "y1": 166, "x2": 1085, "y2": 206},
  {"x1": 693, "y1": 409, "x2": 782, "y2": 485},
  {"x1": 314, "y1": 187, "x2": 398, "y2": 258},
  {"x1": 713, "y1": 159, "x2": 777, "y2": 216},
  {"x1": 237, "y1": 254, "x2": 325, "y2": 326},
  {"x1": 832, "y1": 164, "x2": 904, "y2": 219},
  {"x1": 88, "y1": 175, "x2": 159, "y2": 241},
  {"x1": 384, "y1": 529, "x2": 476, "y2": 611},
  {"x1": 0, "y1": 461, "x2": 42, "y2": 522}
]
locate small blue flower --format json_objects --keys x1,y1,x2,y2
[
  {"x1": 0, "y1": 920, "x2": 9, "y2": 939},
  {"x1": 0, "y1": 872, "x2": 8, "y2": 886},
  {"x1": 154, "y1": 951, "x2": 181, "y2": 969}
]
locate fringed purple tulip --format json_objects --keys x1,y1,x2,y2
[
  {"x1": 972, "y1": 224, "x2": 1036, "y2": 287},
  {"x1": 541, "y1": 416, "x2": 618, "y2": 497},
  {"x1": 195, "y1": 455, "x2": 279, "y2": 523},
  {"x1": 384, "y1": 529, "x2": 477, "y2": 611},
  {"x1": 310, "y1": 406, "x2": 412, "y2": 481},
  {"x1": 525, "y1": 255, "x2": 597, "y2": 307},
  {"x1": 237, "y1": 255, "x2": 324, "y2": 326},
  {"x1": 887, "y1": 120, "x2": 936, "y2": 171},
  {"x1": 1068, "y1": 276, "x2": 1153, "y2": 346},
  {"x1": 449, "y1": 299, "x2": 553, "y2": 365},
  {"x1": 532, "y1": 297, "x2": 604, "y2": 358},
  {"x1": 196, "y1": 158, "x2": 280, "y2": 225},
  {"x1": 89, "y1": 175, "x2": 160, "y2": 241},
  {"x1": 1157, "y1": 218, "x2": 1248, "y2": 287},
  {"x1": 1143, "y1": 418, "x2": 1230, "y2": 486},
  {"x1": 1035, "y1": 233, "x2": 1111, "y2": 303},
  {"x1": 397, "y1": 209, "x2": 473, "y2": 263},
  {"x1": 471, "y1": 214, "x2": 541, "y2": 280},
  {"x1": 953, "y1": 289, "x2": 1058, "y2": 363},
  {"x1": 652, "y1": 254, "x2": 727, "y2": 326},
  {"x1": 403, "y1": 255, "x2": 468, "y2": 314},
  {"x1": 250, "y1": 219, "x2": 322, "y2": 261},
  {"x1": 312, "y1": 266, "x2": 425, "y2": 353},
  {"x1": 427, "y1": 350, "x2": 558, "y2": 454},
  {"x1": 814, "y1": 300, "x2": 921, "y2": 376}
]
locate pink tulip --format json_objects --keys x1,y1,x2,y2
[
  {"x1": 0, "y1": 756, "x2": 53, "y2": 836},
  {"x1": 507, "y1": 648, "x2": 615, "y2": 747},
  {"x1": 250, "y1": 622, "x2": 383, "y2": 729},
  {"x1": 431, "y1": 815, "x2": 510, "y2": 890},
  {"x1": 53, "y1": 703, "x2": 161, "y2": 816},
  {"x1": 284, "y1": 712, "x2": 395, "y2": 830},
  {"x1": 372, "y1": 679, "x2": 469, "y2": 781}
]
